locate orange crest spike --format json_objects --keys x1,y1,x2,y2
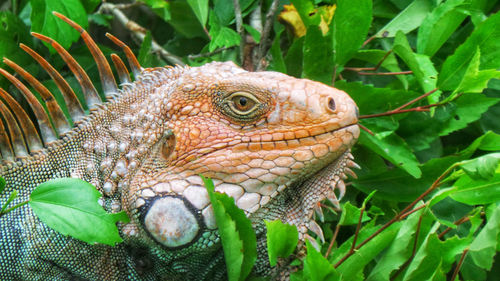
[
  {"x1": 0, "y1": 89, "x2": 43, "y2": 152},
  {"x1": 3, "y1": 58, "x2": 71, "y2": 136},
  {"x1": 0, "y1": 67, "x2": 57, "y2": 143},
  {"x1": 111, "y1": 54, "x2": 132, "y2": 84},
  {"x1": 31, "y1": 32, "x2": 102, "y2": 109},
  {"x1": 106, "y1": 33, "x2": 143, "y2": 78},
  {"x1": 0, "y1": 98, "x2": 28, "y2": 158},
  {"x1": 20, "y1": 44, "x2": 85, "y2": 123},
  {"x1": 53, "y1": 12, "x2": 119, "y2": 97}
]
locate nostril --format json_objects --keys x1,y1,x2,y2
[{"x1": 327, "y1": 97, "x2": 336, "y2": 112}]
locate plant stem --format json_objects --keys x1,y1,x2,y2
[{"x1": 451, "y1": 248, "x2": 469, "y2": 281}]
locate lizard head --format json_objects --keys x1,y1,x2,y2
[{"x1": 122, "y1": 61, "x2": 359, "y2": 259}]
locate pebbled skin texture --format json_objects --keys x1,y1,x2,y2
[{"x1": 0, "y1": 62, "x2": 359, "y2": 280}]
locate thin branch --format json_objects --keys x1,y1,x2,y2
[
  {"x1": 362, "y1": 34, "x2": 377, "y2": 47},
  {"x1": 390, "y1": 215, "x2": 424, "y2": 281},
  {"x1": 451, "y1": 248, "x2": 469, "y2": 281},
  {"x1": 359, "y1": 104, "x2": 439, "y2": 119},
  {"x1": 334, "y1": 163, "x2": 459, "y2": 268},
  {"x1": 358, "y1": 123, "x2": 374, "y2": 135},
  {"x1": 256, "y1": 0, "x2": 280, "y2": 70},
  {"x1": 344, "y1": 50, "x2": 392, "y2": 72},
  {"x1": 392, "y1": 88, "x2": 439, "y2": 112},
  {"x1": 99, "y1": 2, "x2": 185, "y2": 66},
  {"x1": 233, "y1": 0, "x2": 245, "y2": 64},
  {"x1": 187, "y1": 47, "x2": 232, "y2": 60},
  {"x1": 399, "y1": 204, "x2": 426, "y2": 220},
  {"x1": 438, "y1": 216, "x2": 471, "y2": 239},
  {"x1": 325, "y1": 224, "x2": 341, "y2": 258},
  {"x1": 358, "y1": 70, "x2": 413, "y2": 76},
  {"x1": 334, "y1": 205, "x2": 365, "y2": 267}
]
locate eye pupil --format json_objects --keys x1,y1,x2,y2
[{"x1": 239, "y1": 97, "x2": 247, "y2": 107}]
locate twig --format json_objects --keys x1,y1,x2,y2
[
  {"x1": 392, "y1": 88, "x2": 438, "y2": 112},
  {"x1": 358, "y1": 123, "x2": 374, "y2": 136},
  {"x1": 334, "y1": 163, "x2": 459, "y2": 268},
  {"x1": 99, "y1": 2, "x2": 185, "y2": 66},
  {"x1": 344, "y1": 50, "x2": 392, "y2": 72},
  {"x1": 334, "y1": 204, "x2": 365, "y2": 267},
  {"x1": 256, "y1": 0, "x2": 280, "y2": 70},
  {"x1": 188, "y1": 47, "x2": 232, "y2": 60},
  {"x1": 438, "y1": 216, "x2": 471, "y2": 239},
  {"x1": 359, "y1": 104, "x2": 439, "y2": 119},
  {"x1": 233, "y1": 0, "x2": 245, "y2": 64},
  {"x1": 362, "y1": 35, "x2": 377, "y2": 47},
  {"x1": 451, "y1": 248, "x2": 469, "y2": 281},
  {"x1": 358, "y1": 70, "x2": 413, "y2": 76},
  {"x1": 325, "y1": 224, "x2": 341, "y2": 258},
  {"x1": 390, "y1": 215, "x2": 424, "y2": 281},
  {"x1": 399, "y1": 204, "x2": 426, "y2": 220}
]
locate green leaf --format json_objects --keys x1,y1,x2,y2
[
  {"x1": 367, "y1": 208, "x2": 434, "y2": 281},
  {"x1": 30, "y1": 0, "x2": 88, "y2": 51},
  {"x1": 187, "y1": 0, "x2": 208, "y2": 27},
  {"x1": 167, "y1": 1, "x2": 205, "y2": 38},
  {"x1": 284, "y1": 37, "x2": 304, "y2": 78},
  {"x1": 438, "y1": 11, "x2": 500, "y2": 91},
  {"x1": 337, "y1": 223, "x2": 400, "y2": 280},
  {"x1": 265, "y1": 220, "x2": 299, "y2": 266},
  {"x1": 202, "y1": 175, "x2": 256, "y2": 281},
  {"x1": 208, "y1": 11, "x2": 241, "y2": 52},
  {"x1": 338, "y1": 202, "x2": 372, "y2": 226},
  {"x1": 478, "y1": 131, "x2": 500, "y2": 151},
  {"x1": 453, "y1": 48, "x2": 500, "y2": 95},
  {"x1": 393, "y1": 31, "x2": 440, "y2": 101},
  {"x1": 243, "y1": 24, "x2": 261, "y2": 43},
  {"x1": 29, "y1": 178, "x2": 129, "y2": 246},
  {"x1": 359, "y1": 128, "x2": 422, "y2": 178},
  {"x1": 303, "y1": 25, "x2": 333, "y2": 84},
  {"x1": 403, "y1": 231, "x2": 469, "y2": 281},
  {"x1": 468, "y1": 204, "x2": 500, "y2": 270},
  {"x1": 138, "y1": 31, "x2": 153, "y2": 67},
  {"x1": 459, "y1": 153, "x2": 500, "y2": 180},
  {"x1": 417, "y1": 0, "x2": 469, "y2": 57},
  {"x1": 450, "y1": 166, "x2": 500, "y2": 205},
  {"x1": 439, "y1": 93, "x2": 499, "y2": 137},
  {"x1": 375, "y1": 0, "x2": 436, "y2": 38},
  {"x1": 333, "y1": 0, "x2": 372, "y2": 67},
  {"x1": 142, "y1": 0, "x2": 171, "y2": 21},
  {"x1": 302, "y1": 240, "x2": 340, "y2": 281}
]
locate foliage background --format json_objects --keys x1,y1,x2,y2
[{"x1": 0, "y1": 0, "x2": 500, "y2": 280}]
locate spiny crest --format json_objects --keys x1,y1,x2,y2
[{"x1": 0, "y1": 12, "x2": 144, "y2": 165}]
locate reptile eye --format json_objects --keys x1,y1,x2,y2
[{"x1": 227, "y1": 92, "x2": 259, "y2": 115}]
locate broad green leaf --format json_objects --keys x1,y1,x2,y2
[
  {"x1": 208, "y1": 11, "x2": 241, "y2": 52},
  {"x1": 359, "y1": 128, "x2": 422, "y2": 178},
  {"x1": 338, "y1": 202, "x2": 372, "y2": 226},
  {"x1": 367, "y1": 208, "x2": 434, "y2": 281},
  {"x1": 333, "y1": 0, "x2": 372, "y2": 67},
  {"x1": 213, "y1": 0, "x2": 256, "y2": 26},
  {"x1": 393, "y1": 31, "x2": 440, "y2": 102},
  {"x1": 353, "y1": 131, "x2": 495, "y2": 201},
  {"x1": 243, "y1": 24, "x2": 261, "y2": 43},
  {"x1": 450, "y1": 168, "x2": 500, "y2": 205},
  {"x1": 29, "y1": 178, "x2": 129, "y2": 246},
  {"x1": 303, "y1": 25, "x2": 333, "y2": 84},
  {"x1": 80, "y1": 0, "x2": 101, "y2": 13},
  {"x1": 438, "y1": 11, "x2": 500, "y2": 90},
  {"x1": 468, "y1": 204, "x2": 500, "y2": 270},
  {"x1": 439, "y1": 93, "x2": 499, "y2": 137},
  {"x1": 302, "y1": 240, "x2": 340, "y2": 281},
  {"x1": 138, "y1": 31, "x2": 153, "y2": 67},
  {"x1": 30, "y1": 0, "x2": 88, "y2": 51},
  {"x1": 453, "y1": 48, "x2": 500, "y2": 95},
  {"x1": 459, "y1": 153, "x2": 500, "y2": 180},
  {"x1": 187, "y1": 0, "x2": 208, "y2": 27},
  {"x1": 353, "y1": 49, "x2": 408, "y2": 89},
  {"x1": 403, "y1": 230, "x2": 469, "y2": 281},
  {"x1": 337, "y1": 223, "x2": 400, "y2": 280},
  {"x1": 290, "y1": 0, "x2": 318, "y2": 27},
  {"x1": 265, "y1": 220, "x2": 299, "y2": 266},
  {"x1": 142, "y1": 0, "x2": 171, "y2": 21},
  {"x1": 202, "y1": 176, "x2": 256, "y2": 281},
  {"x1": 167, "y1": 1, "x2": 205, "y2": 38},
  {"x1": 478, "y1": 131, "x2": 500, "y2": 151},
  {"x1": 284, "y1": 37, "x2": 304, "y2": 78},
  {"x1": 417, "y1": 0, "x2": 469, "y2": 57},
  {"x1": 375, "y1": 0, "x2": 436, "y2": 38},
  {"x1": 268, "y1": 26, "x2": 286, "y2": 73}
]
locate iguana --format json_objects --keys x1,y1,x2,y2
[{"x1": 0, "y1": 12, "x2": 359, "y2": 280}]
